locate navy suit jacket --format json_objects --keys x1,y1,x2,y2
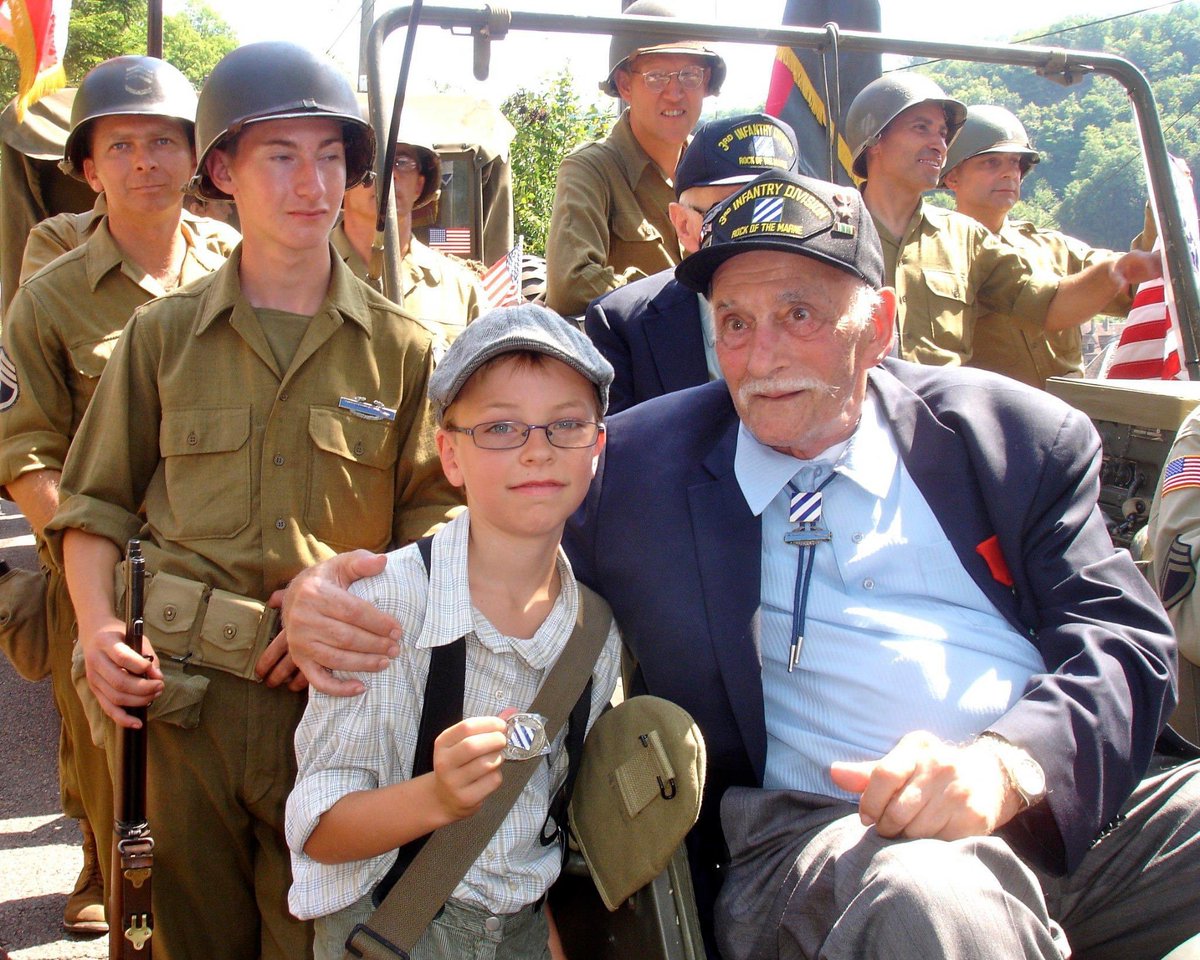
[
  {"x1": 584, "y1": 269, "x2": 711, "y2": 415},
  {"x1": 564, "y1": 359, "x2": 1181, "y2": 887}
]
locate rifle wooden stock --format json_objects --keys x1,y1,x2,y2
[{"x1": 110, "y1": 539, "x2": 154, "y2": 957}]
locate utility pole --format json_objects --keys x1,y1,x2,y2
[
  {"x1": 147, "y1": 0, "x2": 163, "y2": 57},
  {"x1": 358, "y1": 0, "x2": 375, "y2": 91}
]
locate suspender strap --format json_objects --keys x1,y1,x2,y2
[{"x1": 345, "y1": 575, "x2": 612, "y2": 960}]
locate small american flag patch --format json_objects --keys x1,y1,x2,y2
[{"x1": 1162, "y1": 455, "x2": 1200, "y2": 495}]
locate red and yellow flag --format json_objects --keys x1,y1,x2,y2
[{"x1": 0, "y1": 0, "x2": 68, "y2": 121}]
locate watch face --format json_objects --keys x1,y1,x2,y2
[{"x1": 1013, "y1": 754, "x2": 1046, "y2": 801}]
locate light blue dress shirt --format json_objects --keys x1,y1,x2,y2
[{"x1": 734, "y1": 393, "x2": 1045, "y2": 798}]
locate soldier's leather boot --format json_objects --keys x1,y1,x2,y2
[{"x1": 63, "y1": 821, "x2": 107, "y2": 935}]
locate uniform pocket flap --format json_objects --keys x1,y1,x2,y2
[
  {"x1": 200, "y1": 589, "x2": 266, "y2": 654},
  {"x1": 160, "y1": 408, "x2": 250, "y2": 457},
  {"x1": 611, "y1": 205, "x2": 663, "y2": 244},
  {"x1": 922, "y1": 269, "x2": 973, "y2": 305},
  {"x1": 68, "y1": 333, "x2": 122, "y2": 380},
  {"x1": 144, "y1": 571, "x2": 206, "y2": 638},
  {"x1": 308, "y1": 406, "x2": 397, "y2": 470}
]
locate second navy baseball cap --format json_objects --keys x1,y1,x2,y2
[{"x1": 675, "y1": 113, "x2": 800, "y2": 197}]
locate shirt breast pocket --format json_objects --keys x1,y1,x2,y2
[
  {"x1": 306, "y1": 406, "x2": 398, "y2": 552},
  {"x1": 159, "y1": 407, "x2": 251, "y2": 540},
  {"x1": 610, "y1": 203, "x2": 664, "y2": 267},
  {"x1": 66, "y1": 333, "x2": 121, "y2": 408},
  {"x1": 920, "y1": 269, "x2": 978, "y2": 347}
]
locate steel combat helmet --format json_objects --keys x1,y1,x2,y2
[
  {"x1": 600, "y1": 0, "x2": 726, "y2": 98},
  {"x1": 189, "y1": 41, "x2": 374, "y2": 201},
  {"x1": 845, "y1": 73, "x2": 967, "y2": 180},
  {"x1": 942, "y1": 104, "x2": 1040, "y2": 183},
  {"x1": 61, "y1": 56, "x2": 197, "y2": 180}
]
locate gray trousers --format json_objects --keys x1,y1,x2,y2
[{"x1": 716, "y1": 755, "x2": 1200, "y2": 960}]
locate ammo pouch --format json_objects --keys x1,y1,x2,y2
[
  {"x1": 113, "y1": 563, "x2": 279, "y2": 682},
  {"x1": 0, "y1": 561, "x2": 50, "y2": 682}
]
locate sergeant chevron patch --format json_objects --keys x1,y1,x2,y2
[
  {"x1": 0, "y1": 348, "x2": 17, "y2": 411},
  {"x1": 1159, "y1": 535, "x2": 1197, "y2": 611}
]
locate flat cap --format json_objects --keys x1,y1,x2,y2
[{"x1": 428, "y1": 304, "x2": 614, "y2": 421}]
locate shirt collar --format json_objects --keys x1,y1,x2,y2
[
  {"x1": 194, "y1": 244, "x2": 377, "y2": 336},
  {"x1": 609, "y1": 109, "x2": 684, "y2": 188},
  {"x1": 415, "y1": 510, "x2": 581, "y2": 671},
  {"x1": 733, "y1": 392, "x2": 896, "y2": 515}
]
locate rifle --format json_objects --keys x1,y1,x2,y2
[{"x1": 110, "y1": 539, "x2": 154, "y2": 956}]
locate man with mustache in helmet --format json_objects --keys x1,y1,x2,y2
[
  {"x1": 46, "y1": 43, "x2": 459, "y2": 958},
  {"x1": 846, "y1": 74, "x2": 1160, "y2": 367},
  {"x1": 0, "y1": 55, "x2": 233, "y2": 936},
  {"x1": 545, "y1": 0, "x2": 726, "y2": 317}
]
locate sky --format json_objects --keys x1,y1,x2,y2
[{"x1": 164, "y1": 0, "x2": 1187, "y2": 109}]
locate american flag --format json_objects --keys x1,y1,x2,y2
[
  {"x1": 427, "y1": 226, "x2": 472, "y2": 257},
  {"x1": 1105, "y1": 155, "x2": 1197, "y2": 381},
  {"x1": 1162, "y1": 455, "x2": 1200, "y2": 496},
  {"x1": 481, "y1": 237, "x2": 523, "y2": 308}
]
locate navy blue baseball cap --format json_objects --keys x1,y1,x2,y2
[
  {"x1": 675, "y1": 170, "x2": 886, "y2": 292},
  {"x1": 675, "y1": 113, "x2": 800, "y2": 198}
]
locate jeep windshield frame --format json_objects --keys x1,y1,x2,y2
[{"x1": 366, "y1": 5, "x2": 1200, "y2": 377}]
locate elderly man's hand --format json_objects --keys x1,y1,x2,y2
[
  {"x1": 276, "y1": 550, "x2": 401, "y2": 696},
  {"x1": 1111, "y1": 249, "x2": 1163, "y2": 289},
  {"x1": 829, "y1": 731, "x2": 1024, "y2": 841}
]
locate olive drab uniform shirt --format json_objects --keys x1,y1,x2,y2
[
  {"x1": 545, "y1": 110, "x2": 683, "y2": 317},
  {"x1": 331, "y1": 223, "x2": 484, "y2": 343},
  {"x1": 0, "y1": 214, "x2": 231, "y2": 500},
  {"x1": 967, "y1": 219, "x2": 1128, "y2": 388},
  {"x1": 46, "y1": 248, "x2": 459, "y2": 602},
  {"x1": 18, "y1": 197, "x2": 240, "y2": 288},
  {"x1": 875, "y1": 200, "x2": 1060, "y2": 367}
]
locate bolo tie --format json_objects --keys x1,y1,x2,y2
[{"x1": 784, "y1": 469, "x2": 836, "y2": 672}]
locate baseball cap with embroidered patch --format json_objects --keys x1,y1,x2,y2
[
  {"x1": 675, "y1": 113, "x2": 800, "y2": 198},
  {"x1": 675, "y1": 169, "x2": 885, "y2": 292}
]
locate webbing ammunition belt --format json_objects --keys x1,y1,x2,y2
[{"x1": 114, "y1": 564, "x2": 279, "y2": 682}]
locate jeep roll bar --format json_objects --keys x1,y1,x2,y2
[{"x1": 365, "y1": 5, "x2": 1200, "y2": 378}]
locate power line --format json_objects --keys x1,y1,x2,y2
[
  {"x1": 893, "y1": 0, "x2": 1188, "y2": 72},
  {"x1": 326, "y1": 0, "x2": 368, "y2": 57}
]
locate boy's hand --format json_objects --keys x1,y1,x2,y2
[
  {"x1": 431, "y1": 715, "x2": 509, "y2": 821},
  {"x1": 279, "y1": 551, "x2": 402, "y2": 696}
]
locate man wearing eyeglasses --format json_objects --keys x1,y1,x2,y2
[
  {"x1": 335, "y1": 124, "x2": 485, "y2": 344},
  {"x1": 544, "y1": 0, "x2": 725, "y2": 317}
]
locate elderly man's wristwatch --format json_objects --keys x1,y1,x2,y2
[{"x1": 977, "y1": 733, "x2": 1047, "y2": 809}]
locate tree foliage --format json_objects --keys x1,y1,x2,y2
[
  {"x1": 501, "y1": 70, "x2": 610, "y2": 258},
  {"x1": 0, "y1": 0, "x2": 237, "y2": 108},
  {"x1": 922, "y1": 3, "x2": 1200, "y2": 250}
]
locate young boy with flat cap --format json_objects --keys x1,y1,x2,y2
[{"x1": 287, "y1": 304, "x2": 621, "y2": 959}]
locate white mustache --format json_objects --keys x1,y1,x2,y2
[{"x1": 738, "y1": 376, "x2": 837, "y2": 405}]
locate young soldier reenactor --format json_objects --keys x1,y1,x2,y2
[
  {"x1": 845, "y1": 74, "x2": 1160, "y2": 366},
  {"x1": 545, "y1": 0, "x2": 725, "y2": 316},
  {"x1": 0, "y1": 55, "x2": 232, "y2": 936},
  {"x1": 46, "y1": 42, "x2": 460, "y2": 958}
]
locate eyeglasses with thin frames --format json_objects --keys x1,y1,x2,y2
[
  {"x1": 444, "y1": 419, "x2": 604, "y2": 450},
  {"x1": 629, "y1": 65, "x2": 709, "y2": 92},
  {"x1": 393, "y1": 155, "x2": 420, "y2": 172}
]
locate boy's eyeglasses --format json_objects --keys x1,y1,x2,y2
[
  {"x1": 629, "y1": 65, "x2": 709, "y2": 91},
  {"x1": 393, "y1": 155, "x2": 420, "y2": 172},
  {"x1": 445, "y1": 419, "x2": 604, "y2": 450}
]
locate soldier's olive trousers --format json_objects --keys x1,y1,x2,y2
[
  {"x1": 47, "y1": 569, "x2": 113, "y2": 890},
  {"x1": 108, "y1": 664, "x2": 313, "y2": 960},
  {"x1": 716, "y1": 755, "x2": 1200, "y2": 960}
]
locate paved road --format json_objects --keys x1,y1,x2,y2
[{"x1": 0, "y1": 499, "x2": 105, "y2": 960}]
